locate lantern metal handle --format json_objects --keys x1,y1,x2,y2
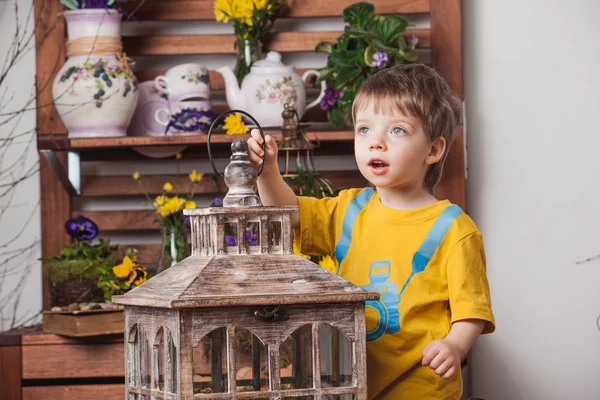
[
  {"x1": 207, "y1": 110, "x2": 266, "y2": 178},
  {"x1": 253, "y1": 305, "x2": 288, "y2": 322}
]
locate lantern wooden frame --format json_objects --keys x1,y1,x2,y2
[{"x1": 114, "y1": 140, "x2": 378, "y2": 400}]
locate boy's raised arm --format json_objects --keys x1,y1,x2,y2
[{"x1": 247, "y1": 129, "x2": 299, "y2": 227}]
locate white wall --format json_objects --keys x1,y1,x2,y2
[
  {"x1": 464, "y1": 1, "x2": 600, "y2": 398},
  {"x1": 0, "y1": 0, "x2": 41, "y2": 331}
]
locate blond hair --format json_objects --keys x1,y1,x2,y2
[{"x1": 352, "y1": 64, "x2": 462, "y2": 193}]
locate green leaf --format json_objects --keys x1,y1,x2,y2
[
  {"x1": 60, "y1": 0, "x2": 79, "y2": 10},
  {"x1": 328, "y1": 107, "x2": 345, "y2": 127},
  {"x1": 344, "y1": 26, "x2": 369, "y2": 39},
  {"x1": 315, "y1": 41, "x2": 334, "y2": 54},
  {"x1": 363, "y1": 45, "x2": 375, "y2": 67},
  {"x1": 315, "y1": 68, "x2": 333, "y2": 84},
  {"x1": 371, "y1": 37, "x2": 398, "y2": 53},
  {"x1": 376, "y1": 16, "x2": 409, "y2": 46},
  {"x1": 337, "y1": 33, "x2": 350, "y2": 51},
  {"x1": 343, "y1": 2, "x2": 375, "y2": 28},
  {"x1": 335, "y1": 67, "x2": 362, "y2": 90},
  {"x1": 328, "y1": 51, "x2": 363, "y2": 68}
]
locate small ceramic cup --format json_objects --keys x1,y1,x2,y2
[
  {"x1": 153, "y1": 63, "x2": 211, "y2": 102},
  {"x1": 154, "y1": 100, "x2": 214, "y2": 135}
]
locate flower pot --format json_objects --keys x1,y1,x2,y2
[{"x1": 52, "y1": 9, "x2": 138, "y2": 138}]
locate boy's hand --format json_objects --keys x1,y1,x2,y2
[
  {"x1": 247, "y1": 128, "x2": 279, "y2": 176},
  {"x1": 421, "y1": 339, "x2": 461, "y2": 379}
]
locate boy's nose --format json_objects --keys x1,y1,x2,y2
[{"x1": 369, "y1": 138, "x2": 386, "y2": 151}]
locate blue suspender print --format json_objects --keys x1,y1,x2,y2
[
  {"x1": 335, "y1": 188, "x2": 376, "y2": 274},
  {"x1": 334, "y1": 190, "x2": 463, "y2": 341}
]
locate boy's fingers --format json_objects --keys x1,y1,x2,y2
[
  {"x1": 251, "y1": 129, "x2": 263, "y2": 144},
  {"x1": 247, "y1": 138, "x2": 264, "y2": 157},
  {"x1": 421, "y1": 344, "x2": 439, "y2": 366}
]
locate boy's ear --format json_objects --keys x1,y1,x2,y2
[{"x1": 425, "y1": 137, "x2": 446, "y2": 165}]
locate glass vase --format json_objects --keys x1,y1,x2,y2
[{"x1": 234, "y1": 38, "x2": 263, "y2": 84}]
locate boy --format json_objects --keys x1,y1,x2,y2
[{"x1": 247, "y1": 64, "x2": 495, "y2": 399}]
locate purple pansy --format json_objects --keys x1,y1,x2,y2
[
  {"x1": 372, "y1": 51, "x2": 388, "y2": 69},
  {"x1": 320, "y1": 87, "x2": 341, "y2": 110},
  {"x1": 65, "y1": 216, "x2": 99, "y2": 241},
  {"x1": 184, "y1": 216, "x2": 190, "y2": 225},
  {"x1": 209, "y1": 197, "x2": 223, "y2": 207},
  {"x1": 225, "y1": 235, "x2": 237, "y2": 247},
  {"x1": 245, "y1": 230, "x2": 259, "y2": 246}
]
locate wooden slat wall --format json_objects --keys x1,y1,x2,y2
[{"x1": 123, "y1": 0, "x2": 430, "y2": 20}]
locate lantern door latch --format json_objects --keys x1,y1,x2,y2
[{"x1": 253, "y1": 305, "x2": 288, "y2": 322}]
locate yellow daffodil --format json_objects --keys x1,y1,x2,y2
[
  {"x1": 189, "y1": 170, "x2": 204, "y2": 183},
  {"x1": 176, "y1": 152, "x2": 183, "y2": 160},
  {"x1": 253, "y1": 0, "x2": 269, "y2": 10},
  {"x1": 153, "y1": 195, "x2": 168, "y2": 207},
  {"x1": 318, "y1": 255, "x2": 337, "y2": 273},
  {"x1": 223, "y1": 113, "x2": 250, "y2": 135},
  {"x1": 163, "y1": 182, "x2": 173, "y2": 193},
  {"x1": 158, "y1": 197, "x2": 187, "y2": 217},
  {"x1": 185, "y1": 201, "x2": 197, "y2": 209},
  {"x1": 215, "y1": 0, "x2": 253, "y2": 25},
  {"x1": 113, "y1": 255, "x2": 133, "y2": 278},
  {"x1": 132, "y1": 171, "x2": 141, "y2": 181}
]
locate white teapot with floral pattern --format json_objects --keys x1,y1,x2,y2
[{"x1": 217, "y1": 51, "x2": 327, "y2": 127}]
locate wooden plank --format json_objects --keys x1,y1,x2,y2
[
  {"x1": 39, "y1": 129, "x2": 354, "y2": 151},
  {"x1": 22, "y1": 332, "x2": 122, "y2": 346},
  {"x1": 74, "y1": 210, "x2": 160, "y2": 231},
  {"x1": 22, "y1": 343, "x2": 124, "y2": 379},
  {"x1": 0, "y1": 346, "x2": 22, "y2": 400},
  {"x1": 23, "y1": 384, "x2": 124, "y2": 400},
  {"x1": 80, "y1": 170, "x2": 366, "y2": 197},
  {"x1": 34, "y1": 0, "x2": 67, "y2": 135},
  {"x1": 124, "y1": 0, "x2": 430, "y2": 21},
  {"x1": 42, "y1": 310, "x2": 124, "y2": 337},
  {"x1": 123, "y1": 29, "x2": 430, "y2": 56},
  {"x1": 39, "y1": 155, "x2": 71, "y2": 310},
  {"x1": 430, "y1": 0, "x2": 465, "y2": 210},
  {"x1": 81, "y1": 174, "x2": 224, "y2": 197}
]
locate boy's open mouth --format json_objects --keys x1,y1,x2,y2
[{"x1": 368, "y1": 158, "x2": 389, "y2": 174}]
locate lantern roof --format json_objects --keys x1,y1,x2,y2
[
  {"x1": 113, "y1": 137, "x2": 379, "y2": 309},
  {"x1": 112, "y1": 253, "x2": 378, "y2": 309}
]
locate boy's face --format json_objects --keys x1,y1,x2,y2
[{"x1": 353, "y1": 101, "x2": 444, "y2": 191}]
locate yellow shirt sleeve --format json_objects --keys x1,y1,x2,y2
[
  {"x1": 295, "y1": 195, "x2": 340, "y2": 257},
  {"x1": 447, "y1": 232, "x2": 496, "y2": 334}
]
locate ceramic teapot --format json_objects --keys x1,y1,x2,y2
[{"x1": 217, "y1": 51, "x2": 327, "y2": 127}]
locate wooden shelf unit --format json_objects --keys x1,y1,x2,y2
[{"x1": 24, "y1": 0, "x2": 465, "y2": 399}]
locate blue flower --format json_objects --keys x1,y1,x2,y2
[
  {"x1": 65, "y1": 216, "x2": 99, "y2": 241},
  {"x1": 320, "y1": 87, "x2": 341, "y2": 110},
  {"x1": 225, "y1": 235, "x2": 237, "y2": 246},
  {"x1": 372, "y1": 51, "x2": 388, "y2": 69},
  {"x1": 210, "y1": 197, "x2": 223, "y2": 207}
]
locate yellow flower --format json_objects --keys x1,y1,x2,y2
[
  {"x1": 185, "y1": 201, "x2": 197, "y2": 209},
  {"x1": 253, "y1": 0, "x2": 269, "y2": 10},
  {"x1": 176, "y1": 152, "x2": 182, "y2": 160},
  {"x1": 132, "y1": 171, "x2": 141, "y2": 181},
  {"x1": 163, "y1": 182, "x2": 173, "y2": 193},
  {"x1": 126, "y1": 264, "x2": 148, "y2": 287},
  {"x1": 215, "y1": 0, "x2": 253, "y2": 25},
  {"x1": 153, "y1": 195, "x2": 168, "y2": 207},
  {"x1": 223, "y1": 113, "x2": 250, "y2": 135},
  {"x1": 158, "y1": 197, "x2": 187, "y2": 217},
  {"x1": 318, "y1": 255, "x2": 337, "y2": 273},
  {"x1": 113, "y1": 255, "x2": 133, "y2": 278},
  {"x1": 189, "y1": 170, "x2": 204, "y2": 183}
]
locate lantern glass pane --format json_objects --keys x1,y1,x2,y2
[
  {"x1": 140, "y1": 327, "x2": 151, "y2": 388},
  {"x1": 244, "y1": 223, "x2": 260, "y2": 247},
  {"x1": 156, "y1": 328, "x2": 165, "y2": 390},
  {"x1": 193, "y1": 328, "x2": 228, "y2": 394},
  {"x1": 127, "y1": 393, "x2": 137, "y2": 400},
  {"x1": 234, "y1": 328, "x2": 269, "y2": 392},
  {"x1": 224, "y1": 223, "x2": 238, "y2": 247},
  {"x1": 320, "y1": 325, "x2": 353, "y2": 388},
  {"x1": 128, "y1": 325, "x2": 138, "y2": 387},
  {"x1": 280, "y1": 324, "x2": 313, "y2": 390},
  {"x1": 166, "y1": 329, "x2": 177, "y2": 393},
  {"x1": 270, "y1": 221, "x2": 281, "y2": 246}
]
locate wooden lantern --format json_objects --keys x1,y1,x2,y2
[{"x1": 113, "y1": 137, "x2": 378, "y2": 400}]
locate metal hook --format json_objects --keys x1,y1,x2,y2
[{"x1": 207, "y1": 109, "x2": 266, "y2": 178}]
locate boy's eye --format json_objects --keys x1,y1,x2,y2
[
  {"x1": 391, "y1": 127, "x2": 407, "y2": 136},
  {"x1": 359, "y1": 127, "x2": 370, "y2": 135}
]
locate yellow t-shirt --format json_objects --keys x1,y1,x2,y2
[{"x1": 296, "y1": 188, "x2": 495, "y2": 400}]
